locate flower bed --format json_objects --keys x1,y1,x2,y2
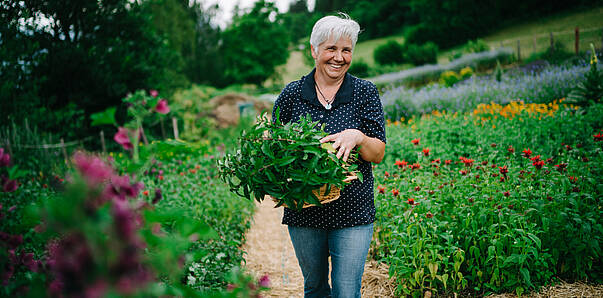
[
  {"x1": 381, "y1": 63, "x2": 590, "y2": 120},
  {"x1": 373, "y1": 102, "x2": 603, "y2": 296}
]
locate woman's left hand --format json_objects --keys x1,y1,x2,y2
[{"x1": 320, "y1": 129, "x2": 365, "y2": 162}]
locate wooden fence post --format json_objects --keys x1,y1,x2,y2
[
  {"x1": 575, "y1": 27, "x2": 580, "y2": 54},
  {"x1": 100, "y1": 130, "x2": 106, "y2": 154},
  {"x1": 172, "y1": 117, "x2": 179, "y2": 140},
  {"x1": 160, "y1": 118, "x2": 166, "y2": 139},
  {"x1": 550, "y1": 32, "x2": 554, "y2": 51},
  {"x1": 60, "y1": 138, "x2": 68, "y2": 163},
  {"x1": 516, "y1": 40, "x2": 521, "y2": 61},
  {"x1": 6, "y1": 139, "x2": 13, "y2": 157}
]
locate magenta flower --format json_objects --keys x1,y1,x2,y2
[
  {"x1": 73, "y1": 152, "x2": 114, "y2": 187},
  {"x1": 258, "y1": 274, "x2": 270, "y2": 288},
  {"x1": 154, "y1": 99, "x2": 170, "y2": 114},
  {"x1": 108, "y1": 175, "x2": 143, "y2": 200},
  {"x1": 0, "y1": 148, "x2": 10, "y2": 167},
  {"x1": 149, "y1": 89, "x2": 158, "y2": 97},
  {"x1": 114, "y1": 127, "x2": 133, "y2": 150},
  {"x1": 2, "y1": 179, "x2": 18, "y2": 192}
]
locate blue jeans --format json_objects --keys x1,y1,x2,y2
[{"x1": 288, "y1": 223, "x2": 373, "y2": 298}]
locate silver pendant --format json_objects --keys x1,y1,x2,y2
[{"x1": 325, "y1": 103, "x2": 332, "y2": 110}]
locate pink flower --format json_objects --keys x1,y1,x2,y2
[
  {"x1": 114, "y1": 127, "x2": 133, "y2": 150},
  {"x1": 155, "y1": 99, "x2": 170, "y2": 114},
  {"x1": 149, "y1": 89, "x2": 158, "y2": 97},
  {"x1": 258, "y1": 274, "x2": 270, "y2": 288},
  {"x1": 73, "y1": 152, "x2": 114, "y2": 187}
]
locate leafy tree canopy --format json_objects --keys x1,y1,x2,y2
[{"x1": 221, "y1": 0, "x2": 290, "y2": 86}]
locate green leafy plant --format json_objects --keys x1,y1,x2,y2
[
  {"x1": 349, "y1": 59, "x2": 370, "y2": 78},
  {"x1": 374, "y1": 40, "x2": 405, "y2": 66},
  {"x1": 218, "y1": 112, "x2": 362, "y2": 211},
  {"x1": 405, "y1": 42, "x2": 439, "y2": 66}
]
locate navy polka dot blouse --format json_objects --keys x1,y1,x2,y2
[{"x1": 272, "y1": 68, "x2": 387, "y2": 229}]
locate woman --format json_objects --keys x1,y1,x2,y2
[{"x1": 272, "y1": 13, "x2": 386, "y2": 298}]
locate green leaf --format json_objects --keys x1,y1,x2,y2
[{"x1": 90, "y1": 106, "x2": 117, "y2": 126}]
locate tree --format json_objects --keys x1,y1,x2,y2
[
  {"x1": 221, "y1": 0, "x2": 290, "y2": 86},
  {"x1": 0, "y1": 0, "x2": 179, "y2": 136}
]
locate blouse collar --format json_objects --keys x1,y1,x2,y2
[{"x1": 300, "y1": 68, "x2": 354, "y2": 109}]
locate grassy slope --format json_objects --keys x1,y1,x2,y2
[{"x1": 275, "y1": 7, "x2": 603, "y2": 85}]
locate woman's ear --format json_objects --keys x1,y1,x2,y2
[{"x1": 310, "y1": 44, "x2": 317, "y2": 60}]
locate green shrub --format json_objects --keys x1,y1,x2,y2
[
  {"x1": 374, "y1": 40, "x2": 405, "y2": 66},
  {"x1": 406, "y1": 42, "x2": 439, "y2": 66},
  {"x1": 465, "y1": 39, "x2": 490, "y2": 53},
  {"x1": 349, "y1": 59, "x2": 370, "y2": 78}
]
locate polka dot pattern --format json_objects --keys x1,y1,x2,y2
[{"x1": 271, "y1": 69, "x2": 387, "y2": 229}]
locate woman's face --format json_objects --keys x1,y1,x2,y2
[{"x1": 312, "y1": 35, "x2": 353, "y2": 81}]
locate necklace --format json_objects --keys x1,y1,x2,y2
[{"x1": 315, "y1": 82, "x2": 335, "y2": 110}]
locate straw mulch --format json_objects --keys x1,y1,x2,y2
[
  {"x1": 242, "y1": 198, "x2": 396, "y2": 297},
  {"x1": 487, "y1": 281, "x2": 603, "y2": 298}
]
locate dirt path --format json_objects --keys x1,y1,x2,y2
[{"x1": 242, "y1": 198, "x2": 396, "y2": 297}]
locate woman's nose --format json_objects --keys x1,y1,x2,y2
[{"x1": 334, "y1": 50, "x2": 343, "y2": 61}]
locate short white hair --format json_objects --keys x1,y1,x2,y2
[{"x1": 310, "y1": 13, "x2": 360, "y2": 54}]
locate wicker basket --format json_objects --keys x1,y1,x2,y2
[{"x1": 271, "y1": 174, "x2": 357, "y2": 209}]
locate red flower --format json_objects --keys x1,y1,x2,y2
[
  {"x1": 422, "y1": 148, "x2": 430, "y2": 156},
  {"x1": 444, "y1": 160, "x2": 451, "y2": 165},
  {"x1": 377, "y1": 186, "x2": 385, "y2": 194},
  {"x1": 481, "y1": 160, "x2": 488, "y2": 166},
  {"x1": 554, "y1": 163, "x2": 568, "y2": 172},
  {"x1": 569, "y1": 176, "x2": 578, "y2": 183},
  {"x1": 392, "y1": 189, "x2": 399, "y2": 196},
  {"x1": 546, "y1": 157, "x2": 553, "y2": 164},
  {"x1": 565, "y1": 145, "x2": 572, "y2": 151},
  {"x1": 414, "y1": 186, "x2": 421, "y2": 191},
  {"x1": 459, "y1": 156, "x2": 474, "y2": 167},
  {"x1": 410, "y1": 163, "x2": 421, "y2": 170},
  {"x1": 384, "y1": 171, "x2": 390, "y2": 177},
  {"x1": 411, "y1": 138, "x2": 420, "y2": 146},
  {"x1": 394, "y1": 160, "x2": 408, "y2": 168},
  {"x1": 522, "y1": 148, "x2": 532, "y2": 158},
  {"x1": 507, "y1": 146, "x2": 515, "y2": 153},
  {"x1": 143, "y1": 190, "x2": 149, "y2": 196},
  {"x1": 407, "y1": 198, "x2": 415, "y2": 205},
  {"x1": 530, "y1": 155, "x2": 541, "y2": 162},
  {"x1": 503, "y1": 191, "x2": 510, "y2": 197},
  {"x1": 594, "y1": 132, "x2": 603, "y2": 142},
  {"x1": 499, "y1": 165, "x2": 508, "y2": 175},
  {"x1": 532, "y1": 160, "x2": 545, "y2": 170},
  {"x1": 431, "y1": 158, "x2": 440, "y2": 164},
  {"x1": 459, "y1": 169, "x2": 467, "y2": 175},
  {"x1": 155, "y1": 99, "x2": 170, "y2": 114},
  {"x1": 425, "y1": 212, "x2": 433, "y2": 218}
]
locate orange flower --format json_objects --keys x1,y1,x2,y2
[
  {"x1": 411, "y1": 139, "x2": 420, "y2": 146},
  {"x1": 392, "y1": 189, "x2": 399, "y2": 196},
  {"x1": 422, "y1": 148, "x2": 430, "y2": 156},
  {"x1": 394, "y1": 160, "x2": 408, "y2": 168}
]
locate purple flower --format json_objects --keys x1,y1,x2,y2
[
  {"x1": 114, "y1": 127, "x2": 133, "y2": 150},
  {"x1": 154, "y1": 99, "x2": 170, "y2": 114},
  {"x1": 152, "y1": 188, "x2": 162, "y2": 204},
  {"x1": 2, "y1": 179, "x2": 18, "y2": 192},
  {"x1": 149, "y1": 89, "x2": 158, "y2": 97},
  {"x1": 108, "y1": 175, "x2": 143, "y2": 199},
  {"x1": 258, "y1": 274, "x2": 270, "y2": 288},
  {"x1": 73, "y1": 152, "x2": 114, "y2": 187}
]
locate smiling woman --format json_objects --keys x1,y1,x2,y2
[{"x1": 272, "y1": 13, "x2": 386, "y2": 298}]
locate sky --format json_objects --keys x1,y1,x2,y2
[{"x1": 203, "y1": 0, "x2": 316, "y2": 28}]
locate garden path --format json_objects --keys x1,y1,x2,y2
[{"x1": 242, "y1": 198, "x2": 396, "y2": 297}]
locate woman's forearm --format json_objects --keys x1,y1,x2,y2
[{"x1": 358, "y1": 134, "x2": 385, "y2": 164}]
